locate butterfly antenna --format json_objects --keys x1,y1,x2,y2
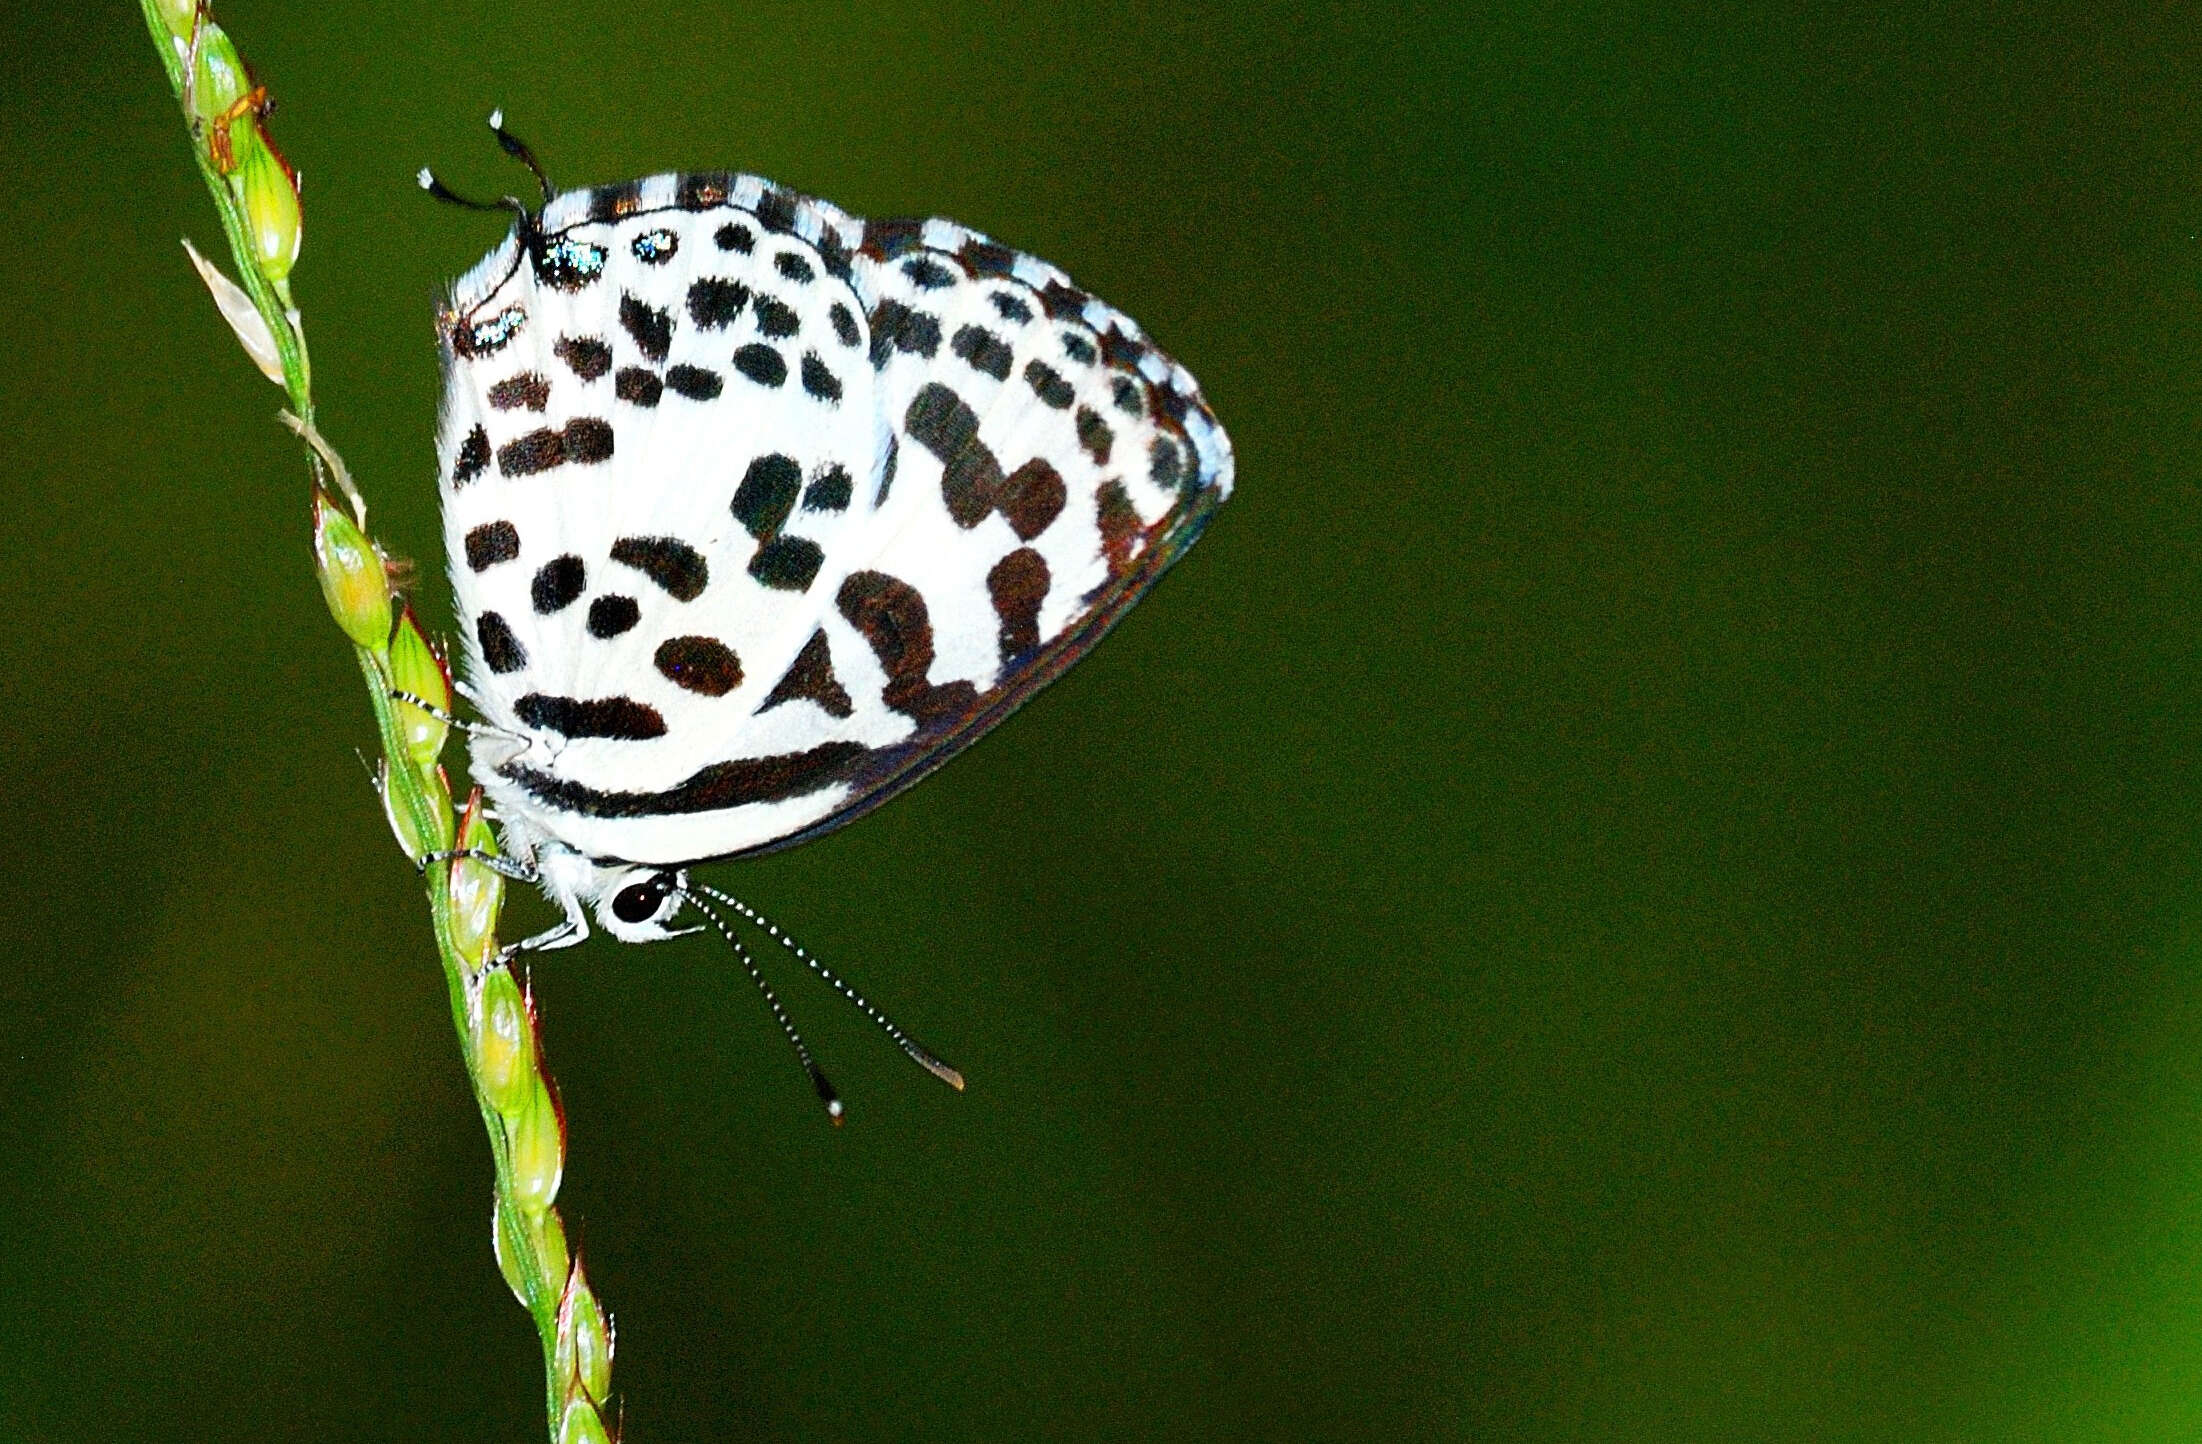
[
  {"x1": 693, "y1": 880, "x2": 965, "y2": 1091},
  {"x1": 487, "y1": 108, "x2": 557, "y2": 206},
  {"x1": 416, "y1": 167, "x2": 532, "y2": 232},
  {"x1": 678, "y1": 886, "x2": 844, "y2": 1124}
]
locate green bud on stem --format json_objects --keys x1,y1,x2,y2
[
  {"x1": 508, "y1": 1078, "x2": 566, "y2": 1213},
  {"x1": 389, "y1": 606, "x2": 451, "y2": 766},
  {"x1": 447, "y1": 791, "x2": 505, "y2": 967},
  {"x1": 556, "y1": 1259, "x2": 614, "y2": 1405},
  {"x1": 188, "y1": 23, "x2": 249, "y2": 133},
  {"x1": 473, "y1": 963, "x2": 534, "y2": 1117},
  {"x1": 494, "y1": 1194, "x2": 571, "y2": 1309},
  {"x1": 378, "y1": 759, "x2": 454, "y2": 861},
  {"x1": 310, "y1": 486, "x2": 388, "y2": 649},
  {"x1": 232, "y1": 122, "x2": 302, "y2": 284}
]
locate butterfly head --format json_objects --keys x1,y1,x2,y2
[{"x1": 591, "y1": 863, "x2": 690, "y2": 943}]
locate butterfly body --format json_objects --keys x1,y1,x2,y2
[{"x1": 437, "y1": 171, "x2": 1230, "y2": 950}]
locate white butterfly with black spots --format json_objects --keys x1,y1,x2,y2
[{"x1": 430, "y1": 160, "x2": 1230, "y2": 1107}]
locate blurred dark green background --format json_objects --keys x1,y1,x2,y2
[{"x1": 8, "y1": 2, "x2": 2202, "y2": 1439}]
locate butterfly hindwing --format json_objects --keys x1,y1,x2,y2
[{"x1": 439, "y1": 174, "x2": 1230, "y2": 866}]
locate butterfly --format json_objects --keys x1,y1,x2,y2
[{"x1": 422, "y1": 119, "x2": 1231, "y2": 1116}]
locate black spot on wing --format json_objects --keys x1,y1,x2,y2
[
  {"x1": 464, "y1": 521, "x2": 520, "y2": 571},
  {"x1": 587, "y1": 595, "x2": 639, "y2": 638},
  {"x1": 952, "y1": 325, "x2": 1012, "y2": 381},
  {"x1": 800, "y1": 352, "x2": 842, "y2": 403},
  {"x1": 869, "y1": 299, "x2": 941, "y2": 367},
  {"x1": 803, "y1": 464, "x2": 853, "y2": 513},
  {"x1": 1074, "y1": 406, "x2": 1114, "y2": 465},
  {"x1": 555, "y1": 334, "x2": 612, "y2": 381},
  {"x1": 749, "y1": 536, "x2": 824, "y2": 591},
  {"x1": 615, "y1": 367, "x2": 663, "y2": 407},
  {"x1": 531, "y1": 554, "x2": 585, "y2": 614},
  {"x1": 774, "y1": 251, "x2": 816, "y2": 284},
  {"x1": 496, "y1": 428, "x2": 564, "y2": 477},
  {"x1": 452, "y1": 425, "x2": 491, "y2": 485},
  {"x1": 666, "y1": 364, "x2": 723, "y2": 401},
  {"x1": 489, "y1": 372, "x2": 550, "y2": 411},
  {"x1": 733, "y1": 344, "x2": 787, "y2": 388},
  {"x1": 564, "y1": 417, "x2": 614, "y2": 464},
  {"x1": 1024, "y1": 359, "x2": 1074, "y2": 409},
  {"x1": 835, "y1": 570, "x2": 976, "y2": 724},
  {"x1": 1150, "y1": 436, "x2": 1185, "y2": 490},
  {"x1": 987, "y1": 546, "x2": 1049, "y2": 659},
  {"x1": 477, "y1": 611, "x2": 526, "y2": 673},
  {"x1": 687, "y1": 277, "x2": 749, "y2": 330},
  {"x1": 901, "y1": 257, "x2": 956, "y2": 290},
  {"x1": 1111, "y1": 374, "x2": 1144, "y2": 416},
  {"x1": 990, "y1": 291, "x2": 1033, "y2": 324},
  {"x1": 1061, "y1": 331, "x2": 1098, "y2": 365},
  {"x1": 1095, "y1": 480, "x2": 1141, "y2": 579},
  {"x1": 752, "y1": 295, "x2": 799, "y2": 338},
  {"x1": 760, "y1": 629, "x2": 853, "y2": 718},
  {"x1": 731, "y1": 454, "x2": 801, "y2": 539},
  {"x1": 817, "y1": 229, "x2": 854, "y2": 283},
  {"x1": 1000, "y1": 459, "x2": 1066, "y2": 541},
  {"x1": 715, "y1": 221, "x2": 754, "y2": 252},
  {"x1": 655, "y1": 635, "x2": 743, "y2": 696},
  {"x1": 904, "y1": 382, "x2": 1003, "y2": 529},
  {"x1": 620, "y1": 293, "x2": 672, "y2": 361},
  {"x1": 610, "y1": 535, "x2": 709, "y2": 600},
  {"x1": 515, "y1": 692, "x2": 666, "y2": 740},
  {"x1": 830, "y1": 303, "x2": 861, "y2": 348}
]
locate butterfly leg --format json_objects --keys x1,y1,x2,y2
[
  {"x1": 391, "y1": 691, "x2": 529, "y2": 748},
  {"x1": 415, "y1": 846, "x2": 539, "y2": 884}
]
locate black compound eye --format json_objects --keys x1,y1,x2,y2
[{"x1": 612, "y1": 878, "x2": 667, "y2": 924}]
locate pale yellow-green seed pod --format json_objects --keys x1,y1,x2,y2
[
  {"x1": 556, "y1": 1260, "x2": 614, "y2": 1404},
  {"x1": 378, "y1": 758, "x2": 455, "y2": 862},
  {"x1": 557, "y1": 1397, "x2": 611, "y2": 1444},
  {"x1": 310, "y1": 487, "x2": 389, "y2": 649},
  {"x1": 232, "y1": 124, "x2": 301, "y2": 284},
  {"x1": 389, "y1": 606, "x2": 451, "y2": 766},
  {"x1": 448, "y1": 791, "x2": 505, "y2": 967},
  {"x1": 492, "y1": 1195, "x2": 571, "y2": 1308},
  {"x1": 508, "y1": 1079, "x2": 565, "y2": 1213},
  {"x1": 377, "y1": 759, "x2": 428, "y2": 863},
  {"x1": 188, "y1": 24, "x2": 249, "y2": 133},
  {"x1": 473, "y1": 963, "x2": 534, "y2": 1117}
]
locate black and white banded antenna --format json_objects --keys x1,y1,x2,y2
[
  {"x1": 414, "y1": 165, "x2": 531, "y2": 231},
  {"x1": 690, "y1": 879, "x2": 965, "y2": 1092},
  {"x1": 415, "y1": 108, "x2": 552, "y2": 235},
  {"x1": 678, "y1": 885, "x2": 845, "y2": 1125},
  {"x1": 486, "y1": 108, "x2": 556, "y2": 206}
]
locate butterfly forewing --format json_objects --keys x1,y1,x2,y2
[{"x1": 439, "y1": 174, "x2": 1230, "y2": 867}]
